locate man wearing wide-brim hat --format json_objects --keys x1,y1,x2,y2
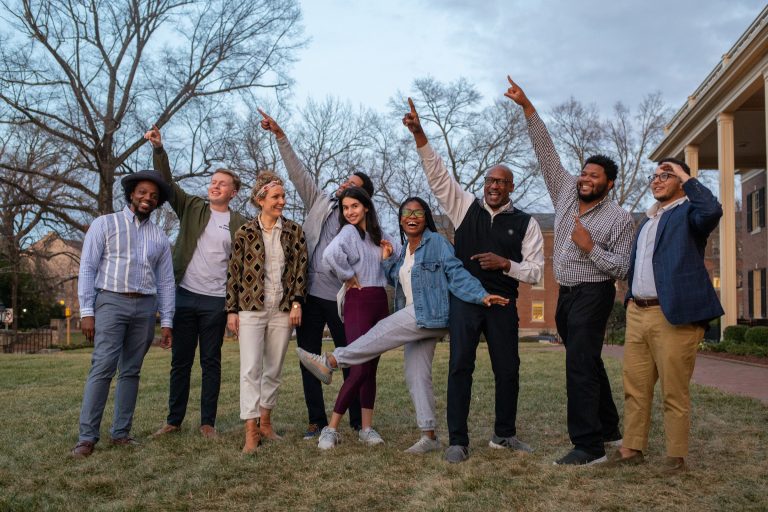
[{"x1": 71, "y1": 170, "x2": 175, "y2": 459}]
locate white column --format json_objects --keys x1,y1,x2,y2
[
  {"x1": 684, "y1": 144, "x2": 699, "y2": 178},
  {"x1": 717, "y1": 112, "x2": 737, "y2": 329}
]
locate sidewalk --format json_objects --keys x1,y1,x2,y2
[{"x1": 601, "y1": 344, "x2": 768, "y2": 405}]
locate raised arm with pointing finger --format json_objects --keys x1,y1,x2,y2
[
  {"x1": 504, "y1": 75, "x2": 633, "y2": 466},
  {"x1": 403, "y1": 96, "x2": 544, "y2": 463}
]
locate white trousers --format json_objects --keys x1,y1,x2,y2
[
  {"x1": 238, "y1": 303, "x2": 292, "y2": 419},
  {"x1": 333, "y1": 305, "x2": 446, "y2": 431}
]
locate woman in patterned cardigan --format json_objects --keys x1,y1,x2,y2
[{"x1": 226, "y1": 171, "x2": 308, "y2": 454}]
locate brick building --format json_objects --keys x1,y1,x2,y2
[{"x1": 740, "y1": 169, "x2": 767, "y2": 320}]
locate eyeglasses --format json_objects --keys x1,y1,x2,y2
[
  {"x1": 647, "y1": 172, "x2": 678, "y2": 184},
  {"x1": 401, "y1": 208, "x2": 426, "y2": 218},
  {"x1": 484, "y1": 177, "x2": 514, "y2": 186}
]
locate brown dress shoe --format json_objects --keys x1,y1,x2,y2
[
  {"x1": 71, "y1": 441, "x2": 95, "y2": 459},
  {"x1": 151, "y1": 424, "x2": 181, "y2": 438},
  {"x1": 242, "y1": 419, "x2": 261, "y2": 454},
  {"x1": 659, "y1": 456, "x2": 687, "y2": 474},
  {"x1": 110, "y1": 436, "x2": 139, "y2": 447},
  {"x1": 605, "y1": 449, "x2": 644, "y2": 467},
  {"x1": 199, "y1": 425, "x2": 218, "y2": 439}
]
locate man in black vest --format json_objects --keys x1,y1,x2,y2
[{"x1": 403, "y1": 98, "x2": 545, "y2": 463}]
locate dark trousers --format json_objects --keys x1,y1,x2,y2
[
  {"x1": 296, "y1": 294, "x2": 361, "y2": 429},
  {"x1": 447, "y1": 296, "x2": 520, "y2": 447},
  {"x1": 333, "y1": 287, "x2": 389, "y2": 414},
  {"x1": 555, "y1": 280, "x2": 621, "y2": 456},
  {"x1": 167, "y1": 287, "x2": 226, "y2": 427}
]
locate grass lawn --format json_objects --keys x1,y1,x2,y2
[{"x1": 1, "y1": 341, "x2": 766, "y2": 511}]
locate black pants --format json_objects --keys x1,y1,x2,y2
[
  {"x1": 296, "y1": 294, "x2": 361, "y2": 429},
  {"x1": 555, "y1": 281, "x2": 621, "y2": 456},
  {"x1": 167, "y1": 287, "x2": 227, "y2": 427},
  {"x1": 447, "y1": 295, "x2": 520, "y2": 447}
]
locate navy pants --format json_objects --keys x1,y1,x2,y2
[
  {"x1": 167, "y1": 287, "x2": 227, "y2": 428},
  {"x1": 555, "y1": 281, "x2": 621, "y2": 456},
  {"x1": 447, "y1": 296, "x2": 520, "y2": 447}
]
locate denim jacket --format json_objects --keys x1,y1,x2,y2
[{"x1": 382, "y1": 230, "x2": 488, "y2": 329}]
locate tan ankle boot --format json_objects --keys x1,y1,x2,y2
[
  {"x1": 242, "y1": 419, "x2": 261, "y2": 454},
  {"x1": 259, "y1": 406, "x2": 283, "y2": 441}
]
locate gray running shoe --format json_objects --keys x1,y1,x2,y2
[
  {"x1": 317, "y1": 426, "x2": 340, "y2": 450},
  {"x1": 444, "y1": 445, "x2": 470, "y2": 463},
  {"x1": 296, "y1": 348, "x2": 334, "y2": 385},
  {"x1": 358, "y1": 427, "x2": 384, "y2": 446},
  {"x1": 404, "y1": 435, "x2": 441, "y2": 454},
  {"x1": 489, "y1": 434, "x2": 534, "y2": 453}
]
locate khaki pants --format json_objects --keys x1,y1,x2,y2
[
  {"x1": 622, "y1": 302, "x2": 704, "y2": 457},
  {"x1": 238, "y1": 303, "x2": 292, "y2": 420}
]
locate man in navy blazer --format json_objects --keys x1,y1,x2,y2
[{"x1": 608, "y1": 158, "x2": 723, "y2": 473}]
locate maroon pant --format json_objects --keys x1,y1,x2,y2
[{"x1": 333, "y1": 287, "x2": 389, "y2": 414}]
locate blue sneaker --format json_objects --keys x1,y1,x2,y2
[{"x1": 303, "y1": 423, "x2": 321, "y2": 440}]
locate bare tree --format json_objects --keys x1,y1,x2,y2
[
  {"x1": 383, "y1": 77, "x2": 545, "y2": 215},
  {"x1": 548, "y1": 97, "x2": 602, "y2": 170},
  {"x1": 605, "y1": 92, "x2": 669, "y2": 211},
  {"x1": 548, "y1": 92, "x2": 670, "y2": 211},
  {"x1": 0, "y1": 0, "x2": 304, "y2": 224},
  {"x1": 0, "y1": 123, "x2": 78, "y2": 329}
]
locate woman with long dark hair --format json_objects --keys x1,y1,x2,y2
[
  {"x1": 299, "y1": 196, "x2": 507, "y2": 452},
  {"x1": 316, "y1": 186, "x2": 399, "y2": 449}
]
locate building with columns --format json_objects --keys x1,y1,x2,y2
[{"x1": 650, "y1": 6, "x2": 768, "y2": 330}]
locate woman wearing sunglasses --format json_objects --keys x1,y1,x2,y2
[{"x1": 299, "y1": 196, "x2": 508, "y2": 453}]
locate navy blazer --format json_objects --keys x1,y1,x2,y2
[{"x1": 625, "y1": 178, "x2": 725, "y2": 325}]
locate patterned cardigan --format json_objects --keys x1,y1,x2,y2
[{"x1": 225, "y1": 217, "x2": 308, "y2": 313}]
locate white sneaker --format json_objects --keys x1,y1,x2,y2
[
  {"x1": 296, "y1": 348, "x2": 334, "y2": 385},
  {"x1": 358, "y1": 427, "x2": 384, "y2": 446},
  {"x1": 317, "y1": 426, "x2": 340, "y2": 450},
  {"x1": 404, "y1": 435, "x2": 441, "y2": 454}
]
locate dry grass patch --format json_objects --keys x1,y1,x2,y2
[{"x1": 0, "y1": 341, "x2": 766, "y2": 511}]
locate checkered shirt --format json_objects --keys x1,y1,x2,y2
[{"x1": 527, "y1": 112, "x2": 635, "y2": 287}]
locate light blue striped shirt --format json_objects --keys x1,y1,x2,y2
[{"x1": 78, "y1": 206, "x2": 175, "y2": 327}]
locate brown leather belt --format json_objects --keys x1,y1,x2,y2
[{"x1": 633, "y1": 297, "x2": 660, "y2": 308}]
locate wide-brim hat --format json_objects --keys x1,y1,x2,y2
[{"x1": 121, "y1": 170, "x2": 172, "y2": 207}]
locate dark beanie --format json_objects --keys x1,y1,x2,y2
[{"x1": 353, "y1": 171, "x2": 374, "y2": 197}]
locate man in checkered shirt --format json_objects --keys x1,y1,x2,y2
[{"x1": 506, "y1": 76, "x2": 635, "y2": 466}]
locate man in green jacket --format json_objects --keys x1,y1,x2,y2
[{"x1": 145, "y1": 125, "x2": 247, "y2": 438}]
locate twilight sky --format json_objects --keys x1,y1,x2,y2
[{"x1": 290, "y1": 1, "x2": 764, "y2": 116}]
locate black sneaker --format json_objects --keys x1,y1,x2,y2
[{"x1": 553, "y1": 449, "x2": 607, "y2": 466}]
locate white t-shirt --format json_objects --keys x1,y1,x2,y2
[
  {"x1": 398, "y1": 246, "x2": 416, "y2": 306},
  {"x1": 179, "y1": 210, "x2": 231, "y2": 297}
]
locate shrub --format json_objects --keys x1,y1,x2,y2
[
  {"x1": 744, "y1": 326, "x2": 768, "y2": 346},
  {"x1": 726, "y1": 342, "x2": 768, "y2": 357},
  {"x1": 699, "y1": 341, "x2": 728, "y2": 353},
  {"x1": 722, "y1": 325, "x2": 749, "y2": 343}
]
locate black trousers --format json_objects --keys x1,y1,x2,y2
[
  {"x1": 167, "y1": 287, "x2": 227, "y2": 427},
  {"x1": 555, "y1": 280, "x2": 621, "y2": 456},
  {"x1": 447, "y1": 295, "x2": 520, "y2": 447},
  {"x1": 296, "y1": 294, "x2": 361, "y2": 429}
]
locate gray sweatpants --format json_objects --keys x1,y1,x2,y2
[{"x1": 333, "y1": 305, "x2": 447, "y2": 431}]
